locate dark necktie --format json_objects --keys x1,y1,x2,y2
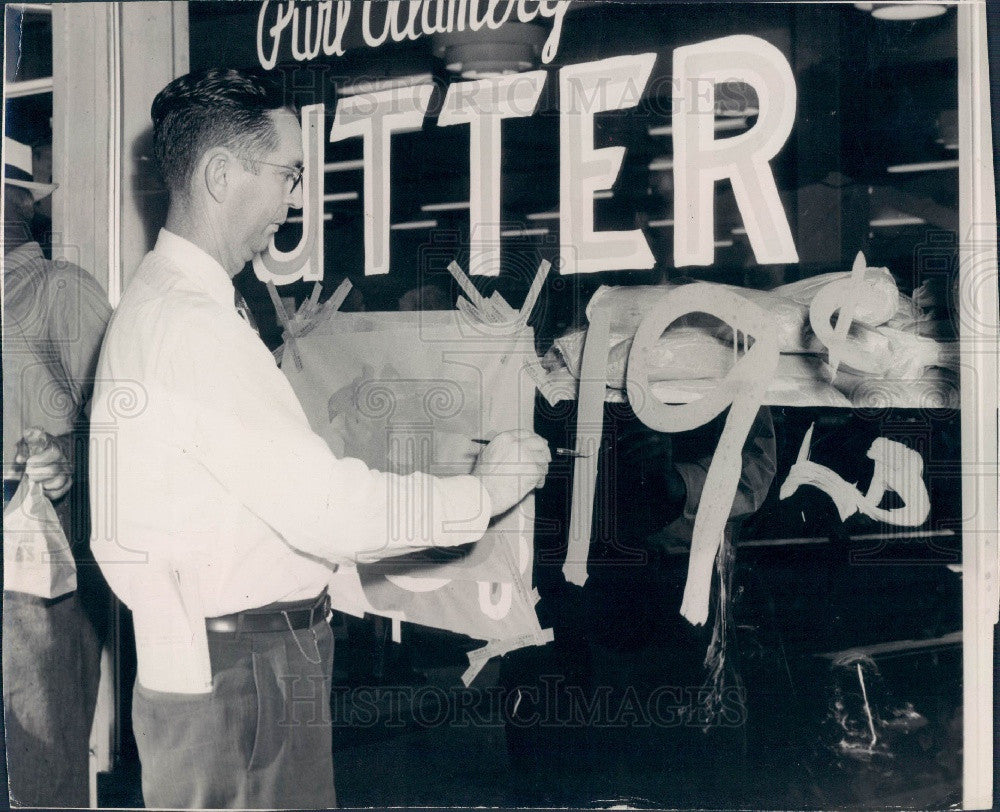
[{"x1": 234, "y1": 290, "x2": 260, "y2": 335}]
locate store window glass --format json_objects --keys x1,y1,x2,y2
[{"x1": 5, "y1": 3, "x2": 54, "y2": 253}]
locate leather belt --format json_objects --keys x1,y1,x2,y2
[{"x1": 205, "y1": 590, "x2": 330, "y2": 635}]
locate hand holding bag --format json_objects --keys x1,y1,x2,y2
[{"x1": 3, "y1": 477, "x2": 77, "y2": 599}]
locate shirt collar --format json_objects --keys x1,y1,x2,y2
[{"x1": 153, "y1": 229, "x2": 235, "y2": 307}]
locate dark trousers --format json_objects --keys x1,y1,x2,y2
[
  {"x1": 2, "y1": 591, "x2": 103, "y2": 807},
  {"x1": 2, "y1": 477, "x2": 106, "y2": 808},
  {"x1": 132, "y1": 616, "x2": 337, "y2": 809}
]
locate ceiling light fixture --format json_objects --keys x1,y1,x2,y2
[
  {"x1": 324, "y1": 192, "x2": 359, "y2": 202},
  {"x1": 648, "y1": 117, "x2": 748, "y2": 137},
  {"x1": 875, "y1": 3, "x2": 946, "y2": 20},
  {"x1": 869, "y1": 211, "x2": 926, "y2": 227},
  {"x1": 500, "y1": 227, "x2": 549, "y2": 237},
  {"x1": 325, "y1": 160, "x2": 365, "y2": 172},
  {"x1": 390, "y1": 219, "x2": 439, "y2": 231},
  {"x1": 287, "y1": 213, "x2": 334, "y2": 223},
  {"x1": 647, "y1": 218, "x2": 674, "y2": 228},
  {"x1": 593, "y1": 190, "x2": 614, "y2": 200},
  {"x1": 648, "y1": 158, "x2": 673, "y2": 172},
  {"x1": 420, "y1": 201, "x2": 471, "y2": 212},
  {"x1": 433, "y1": 24, "x2": 546, "y2": 80},
  {"x1": 886, "y1": 159, "x2": 959, "y2": 173},
  {"x1": 526, "y1": 210, "x2": 560, "y2": 221},
  {"x1": 716, "y1": 103, "x2": 758, "y2": 118},
  {"x1": 854, "y1": 2, "x2": 947, "y2": 20}
]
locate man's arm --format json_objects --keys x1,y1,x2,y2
[
  {"x1": 47, "y1": 262, "x2": 112, "y2": 416},
  {"x1": 20, "y1": 265, "x2": 112, "y2": 501},
  {"x1": 168, "y1": 311, "x2": 546, "y2": 565}
]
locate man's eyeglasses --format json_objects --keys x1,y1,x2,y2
[{"x1": 254, "y1": 160, "x2": 304, "y2": 194}]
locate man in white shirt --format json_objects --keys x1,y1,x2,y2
[{"x1": 89, "y1": 68, "x2": 549, "y2": 809}]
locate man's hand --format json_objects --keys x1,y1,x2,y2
[
  {"x1": 473, "y1": 430, "x2": 551, "y2": 517},
  {"x1": 14, "y1": 428, "x2": 72, "y2": 500}
]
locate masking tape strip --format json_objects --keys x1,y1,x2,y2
[
  {"x1": 517, "y1": 259, "x2": 551, "y2": 328},
  {"x1": 563, "y1": 298, "x2": 612, "y2": 586},
  {"x1": 266, "y1": 281, "x2": 303, "y2": 370},
  {"x1": 461, "y1": 628, "x2": 555, "y2": 687}
]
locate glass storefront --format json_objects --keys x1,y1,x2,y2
[{"x1": 3, "y1": 3, "x2": 996, "y2": 808}]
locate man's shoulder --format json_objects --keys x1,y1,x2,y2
[
  {"x1": 4, "y1": 247, "x2": 109, "y2": 324},
  {"x1": 102, "y1": 269, "x2": 235, "y2": 389},
  {"x1": 114, "y1": 252, "x2": 234, "y2": 343},
  {"x1": 125, "y1": 250, "x2": 224, "y2": 313},
  {"x1": 45, "y1": 257, "x2": 111, "y2": 314},
  {"x1": 6, "y1": 244, "x2": 87, "y2": 289},
  {"x1": 44, "y1": 254, "x2": 95, "y2": 282}
]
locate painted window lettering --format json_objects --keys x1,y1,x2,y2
[{"x1": 258, "y1": 36, "x2": 797, "y2": 280}]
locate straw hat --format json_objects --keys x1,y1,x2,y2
[{"x1": 4, "y1": 137, "x2": 57, "y2": 200}]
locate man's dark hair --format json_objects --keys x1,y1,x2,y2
[{"x1": 151, "y1": 68, "x2": 292, "y2": 195}]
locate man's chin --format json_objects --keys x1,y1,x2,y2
[{"x1": 237, "y1": 248, "x2": 264, "y2": 270}]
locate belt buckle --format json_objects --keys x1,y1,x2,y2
[{"x1": 313, "y1": 592, "x2": 331, "y2": 626}]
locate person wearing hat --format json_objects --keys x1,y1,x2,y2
[{"x1": 3, "y1": 135, "x2": 112, "y2": 807}]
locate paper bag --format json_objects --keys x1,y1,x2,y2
[
  {"x1": 3, "y1": 479, "x2": 77, "y2": 599},
  {"x1": 284, "y1": 309, "x2": 546, "y2": 643}
]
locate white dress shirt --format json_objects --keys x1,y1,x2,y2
[{"x1": 90, "y1": 230, "x2": 491, "y2": 691}]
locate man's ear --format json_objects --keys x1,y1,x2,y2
[{"x1": 202, "y1": 148, "x2": 232, "y2": 204}]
